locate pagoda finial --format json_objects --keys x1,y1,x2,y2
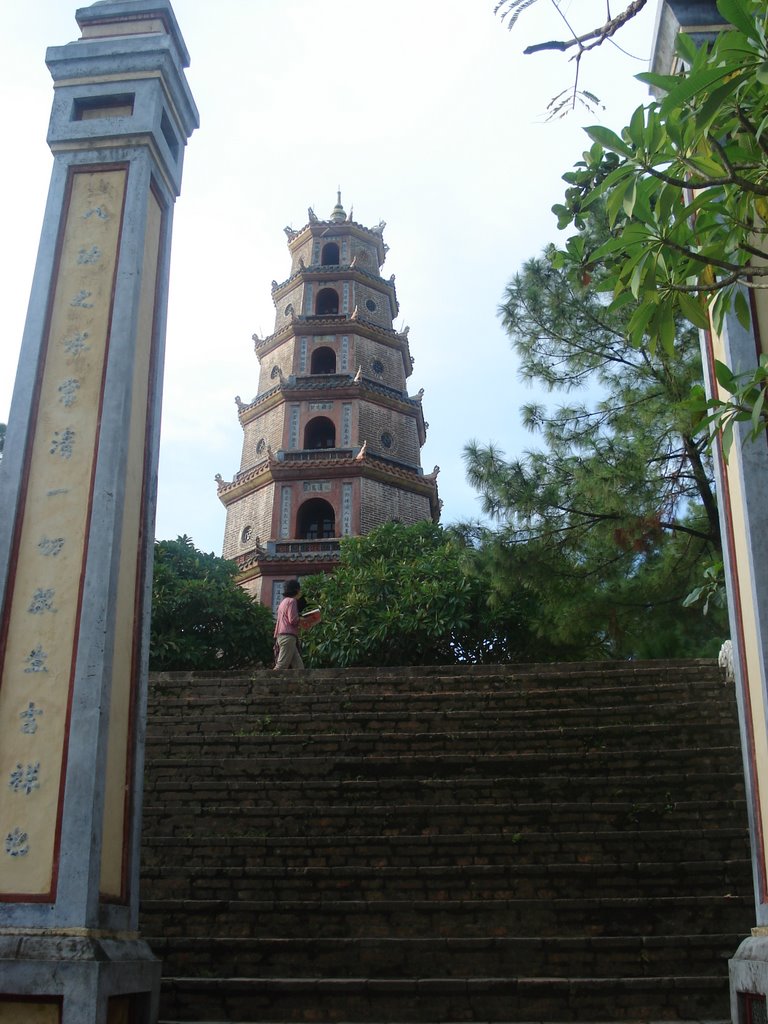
[{"x1": 331, "y1": 188, "x2": 346, "y2": 223}]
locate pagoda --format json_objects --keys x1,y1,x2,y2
[{"x1": 217, "y1": 194, "x2": 440, "y2": 610}]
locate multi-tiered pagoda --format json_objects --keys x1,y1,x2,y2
[{"x1": 217, "y1": 195, "x2": 440, "y2": 610}]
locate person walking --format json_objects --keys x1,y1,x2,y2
[{"x1": 273, "y1": 579, "x2": 306, "y2": 670}]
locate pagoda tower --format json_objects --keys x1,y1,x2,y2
[{"x1": 217, "y1": 195, "x2": 440, "y2": 610}]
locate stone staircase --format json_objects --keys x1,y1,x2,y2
[{"x1": 140, "y1": 660, "x2": 755, "y2": 1023}]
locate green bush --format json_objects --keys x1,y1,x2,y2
[{"x1": 150, "y1": 535, "x2": 274, "y2": 670}]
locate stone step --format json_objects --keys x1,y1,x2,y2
[
  {"x1": 145, "y1": 690, "x2": 736, "y2": 728},
  {"x1": 143, "y1": 660, "x2": 750, "y2": 1024},
  {"x1": 158, "y1": 1020, "x2": 729, "y2": 1024},
  {"x1": 156, "y1": 973, "x2": 731, "y2": 1022},
  {"x1": 140, "y1": 828, "x2": 751, "y2": 873},
  {"x1": 140, "y1": 894, "x2": 753, "y2": 939},
  {"x1": 145, "y1": 745, "x2": 743, "y2": 783},
  {"x1": 143, "y1": 771, "x2": 745, "y2": 809},
  {"x1": 139, "y1": 857, "x2": 753, "y2": 903},
  {"x1": 144, "y1": 721, "x2": 737, "y2": 760},
  {"x1": 148, "y1": 659, "x2": 722, "y2": 699},
  {"x1": 146, "y1": 932, "x2": 741, "y2": 979},
  {"x1": 140, "y1": 797, "x2": 747, "y2": 838},
  {"x1": 158, "y1": 1019, "x2": 729, "y2": 1024}
]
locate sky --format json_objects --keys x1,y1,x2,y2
[{"x1": 0, "y1": 0, "x2": 659, "y2": 555}]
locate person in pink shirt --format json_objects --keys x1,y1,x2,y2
[{"x1": 273, "y1": 579, "x2": 306, "y2": 670}]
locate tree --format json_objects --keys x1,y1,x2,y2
[
  {"x1": 474, "y1": 241, "x2": 719, "y2": 547},
  {"x1": 553, "y1": 0, "x2": 768, "y2": 347},
  {"x1": 465, "y1": 520, "x2": 726, "y2": 659},
  {"x1": 493, "y1": 0, "x2": 654, "y2": 118},
  {"x1": 299, "y1": 521, "x2": 536, "y2": 668},
  {"x1": 463, "y1": 238, "x2": 727, "y2": 659},
  {"x1": 150, "y1": 535, "x2": 274, "y2": 671},
  {"x1": 546, "y1": 0, "x2": 768, "y2": 456},
  {"x1": 495, "y1": 0, "x2": 649, "y2": 57}
]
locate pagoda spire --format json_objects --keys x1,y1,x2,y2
[{"x1": 330, "y1": 188, "x2": 346, "y2": 223}]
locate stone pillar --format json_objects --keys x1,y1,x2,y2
[
  {"x1": 649, "y1": 5, "x2": 768, "y2": 1020},
  {"x1": 711, "y1": 296, "x2": 768, "y2": 1022},
  {"x1": 0, "y1": 2, "x2": 198, "y2": 1021}
]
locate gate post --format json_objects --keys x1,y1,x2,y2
[{"x1": 0, "y1": 3, "x2": 198, "y2": 1020}]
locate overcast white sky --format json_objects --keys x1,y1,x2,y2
[{"x1": 0, "y1": 0, "x2": 658, "y2": 554}]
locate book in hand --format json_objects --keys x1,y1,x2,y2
[{"x1": 300, "y1": 607, "x2": 322, "y2": 626}]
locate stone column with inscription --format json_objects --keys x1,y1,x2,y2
[
  {"x1": 709, "y1": 302, "x2": 768, "y2": 1024},
  {"x1": 651, "y1": 5, "x2": 768, "y2": 1018},
  {"x1": 0, "y1": 2, "x2": 198, "y2": 1021}
]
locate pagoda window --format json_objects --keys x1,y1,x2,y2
[
  {"x1": 316, "y1": 288, "x2": 339, "y2": 315},
  {"x1": 297, "y1": 498, "x2": 336, "y2": 540},
  {"x1": 321, "y1": 242, "x2": 340, "y2": 266},
  {"x1": 304, "y1": 416, "x2": 336, "y2": 449},
  {"x1": 311, "y1": 346, "x2": 336, "y2": 374}
]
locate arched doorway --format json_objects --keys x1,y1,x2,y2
[
  {"x1": 311, "y1": 346, "x2": 336, "y2": 374},
  {"x1": 297, "y1": 498, "x2": 336, "y2": 540},
  {"x1": 320, "y1": 242, "x2": 340, "y2": 265},
  {"x1": 315, "y1": 287, "x2": 339, "y2": 315},
  {"x1": 304, "y1": 416, "x2": 336, "y2": 449}
]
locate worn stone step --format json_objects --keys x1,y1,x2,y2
[
  {"x1": 141, "y1": 796, "x2": 747, "y2": 838},
  {"x1": 140, "y1": 828, "x2": 751, "y2": 873},
  {"x1": 147, "y1": 932, "x2": 742, "y2": 979},
  {"x1": 150, "y1": 677, "x2": 731, "y2": 705},
  {"x1": 140, "y1": 894, "x2": 753, "y2": 939},
  {"x1": 159, "y1": 1015, "x2": 729, "y2": 1024},
  {"x1": 145, "y1": 691, "x2": 737, "y2": 731},
  {"x1": 140, "y1": 857, "x2": 753, "y2": 903},
  {"x1": 143, "y1": 770, "x2": 745, "y2": 809},
  {"x1": 148, "y1": 659, "x2": 722, "y2": 699},
  {"x1": 144, "y1": 721, "x2": 737, "y2": 760},
  {"x1": 143, "y1": 660, "x2": 748, "y2": 1024},
  {"x1": 145, "y1": 746, "x2": 743, "y2": 784},
  {"x1": 157, "y1": 973, "x2": 732, "y2": 1022}
]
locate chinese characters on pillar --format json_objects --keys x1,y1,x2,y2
[{"x1": 0, "y1": 169, "x2": 126, "y2": 894}]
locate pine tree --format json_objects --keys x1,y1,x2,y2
[{"x1": 464, "y1": 240, "x2": 725, "y2": 658}]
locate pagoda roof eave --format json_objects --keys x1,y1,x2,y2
[
  {"x1": 235, "y1": 550, "x2": 342, "y2": 584},
  {"x1": 217, "y1": 452, "x2": 439, "y2": 506},
  {"x1": 271, "y1": 263, "x2": 397, "y2": 304},
  {"x1": 236, "y1": 375, "x2": 425, "y2": 427},
  {"x1": 254, "y1": 315, "x2": 414, "y2": 376},
  {"x1": 285, "y1": 217, "x2": 387, "y2": 264}
]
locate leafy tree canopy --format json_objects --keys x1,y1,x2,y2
[
  {"x1": 150, "y1": 535, "x2": 274, "y2": 671},
  {"x1": 553, "y1": 0, "x2": 768, "y2": 347},
  {"x1": 463, "y1": 233, "x2": 726, "y2": 659},
  {"x1": 300, "y1": 521, "x2": 537, "y2": 668},
  {"x1": 465, "y1": 521, "x2": 726, "y2": 660}
]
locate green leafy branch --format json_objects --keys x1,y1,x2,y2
[
  {"x1": 688, "y1": 354, "x2": 768, "y2": 460},
  {"x1": 552, "y1": 0, "x2": 768, "y2": 352},
  {"x1": 682, "y1": 560, "x2": 726, "y2": 615}
]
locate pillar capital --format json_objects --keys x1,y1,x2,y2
[
  {"x1": 75, "y1": 0, "x2": 191, "y2": 67},
  {"x1": 45, "y1": 0, "x2": 198, "y2": 196}
]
